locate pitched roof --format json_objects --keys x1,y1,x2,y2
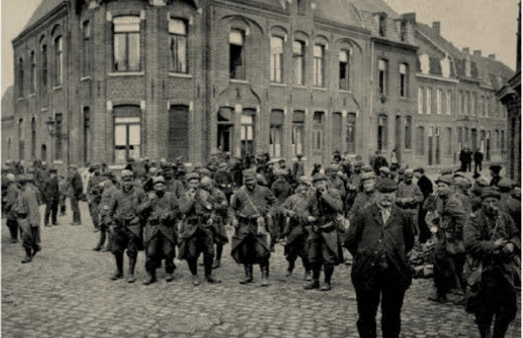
[
  {"x1": 415, "y1": 22, "x2": 463, "y2": 59},
  {"x1": 470, "y1": 55, "x2": 515, "y2": 89},
  {"x1": 1, "y1": 86, "x2": 14, "y2": 118},
  {"x1": 315, "y1": 0, "x2": 363, "y2": 28},
  {"x1": 349, "y1": 0, "x2": 400, "y2": 19},
  {"x1": 22, "y1": 0, "x2": 64, "y2": 33}
]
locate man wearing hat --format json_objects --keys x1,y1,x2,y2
[
  {"x1": 230, "y1": 169, "x2": 277, "y2": 286},
  {"x1": 489, "y1": 164, "x2": 503, "y2": 187},
  {"x1": 345, "y1": 178, "x2": 415, "y2": 338},
  {"x1": 396, "y1": 169, "x2": 424, "y2": 235},
  {"x1": 68, "y1": 165, "x2": 84, "y2": 225},
  {"x1": 4, "y1": 173, "x2": 20, "y2": 243},
  {"x1": 347, "y1": 172, "x2": 377, "y2": 224},
  {"x1": 291, "y1": 154, "x2": 305, "y2": 187},
  {"x1": 426, "y1": 174, "x2": 469, "y2": 303},
  {"x1": 139, "y1": 176, "x2": 180, "y2": 285},
  {"x1": 87, "y1": 165, "x2": 105, "y2": 232},
  {"x1": 199, "y1": 176, "x2": 229, "y2": 270},
  {"x1": 302, "y1": 173, "x2": 344, "y2": 291},
  {"x1": 453, "y1": 176, "x2": 473, "y2": 216},
  {"x1": 505, "y1": 186, "x2": 521, "y2": 233},
  {"x1": 379, "y1": 166, "x2": 391, "y2": 180},
  {"x1": 281, "y1": 181, "x2": 312, "y2": 281},
  {"x1": 178, "y1": 172, "x2": 221, "y2": 285},
  {"x1": 42, "y1": 167, "x2": 60, "y2": 227},
  {"x1": 413, "y1": 167, "x2": 434, "y2": 243},
  {"x1": 464, "y1": 188, "x2": 519, "y2": 338},
  {"x1": 105, "y1": 170, "x2": 146, "y2": 283},
  {"x1": 163, "y1": 166, "x2": 185, "y2": 200},
  {"x1": 214, "y1": 162, "x2": 233, "y2": 203},
  {"x1": 270, "y1": 169, "x2": 293, "y2": 252},
  {"x1": 326, "y1": 164, "x2": 346, "y2": 200},
  {"x1": 95, "y1": 172, "x2": 119, "y2": 252},
  {"x1": 14, "y1": 175, "x2": 42, "y2": 263}
]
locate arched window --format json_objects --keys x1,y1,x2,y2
[
  {"x1": 339, "y1": 49, "x2": 351, "y2": 90},
  {"x1": 230, "y1": 29, "x2": 245, "y2": 79},
  {"x1": 399, "y1": 63, "x2": 408, "y2": 97},
  {"x1": 217, "y1": 107, "x2": 233, "y2": 153},
  {"x1": 293, "y1": 40, "x2": 305, "y2": 85},
  {"x1": 270, "y1": 36, "x2": 284, "y2": 83},
  {"x1": 54, "y1": 36, "x2": 63, "y2": 85},
  {"x1": 292, "y1": 111, "x2": 305, "y2": 156},
  {"x1": 240, "y1": 109, "x2": 256, "y2": 157},
  {"x1": 18, "y1": 58, "x2": 24, "y2": 97},
  {"x1": 41, "y1": 43, "x2": 48, "y2": 105},
  {"x1": 31, "y1": 118, "x2": 37, "y2": 159},
  {"x1": 82, "y1": 21, "x2": 91, "y2": 76},
  {"x1": 313, "y1": 44, "x2": 325, "y2": 87},
  {"x1": 30, "y1": 51, "x2": 36, "y2": 93},
  {"x1": 378, "y1": 59, "x2": 388, "y2": 95}
]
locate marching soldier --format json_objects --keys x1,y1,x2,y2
[
  {"x1": 271, "y1": 169, "x2": 293, "y2": 251},
  {"x1": 140, "y1": 176, "x2": 179, "y2": 285},
  {"x1": 301, "y1": 173, "x2": 344, "y2": 291},
  {"x1": 281, "y1": 182, "x2": 312, "y2": 281},
  {"x1": 464, "y1": 188, "x2": 520, "y2": 338},
  {"x1": 94, "y1": 172, "x2": 119, "y2": 252},
  {"x1": 199, "y1": 176, "x2": 230, "y2": 269},
  {"x1": 214, "y1": 162, "x2": 234, "y2": 203},
  {"x1": 230, "y1": 170, "x2": 277, "y2": 286},
  {"x1": 15, "y1": 175, "x2": 42, "y2": 263},
  {"x1": 106, "y1": 170, "x2": 146, "y2": 283},
  {"x1": 164, "y1": 165, "x2": 185, "y2": 200},
  {"x1": 4, "y1": 173, "x2": 20, "y2": 243},
  {"x1": 178, "y1": 173, "x2": 221, "y2": 286},
  {"x1": 42, "y1": 168, "x2": 60, "y2": 227}
]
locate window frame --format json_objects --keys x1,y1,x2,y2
[
  {"x1": 113, "y1": 16, "x2": 141, "y2": 72},
  {"x1": 404, "y1": 116, "x2": 412, "y2": 149},
  {"x1": 378, "y1": 59, "x2": 388, "y2": 96},
  {"x1": 292, "y1": 40, "x2": 306, "y2": 86},
  {"x1": 426, "y1": 87, "x2": 432, "y2": 115},
  {"x1": 30, "y1": 51, "x2": 36, "y2": 94},
  {"x1": 229, "y1": 29, "x2": 246, "y2": 80},
  {"x1": 113, "y1": 115, "x2": 141, "y2": 164},
  {"x1": 55, "y1": 113, "x2": 63, "y2": 160},
  {"x1": 291, "y1": 111, "x2": 305, "y2": 156},
  {"x1": 82, "y1": 20, "x2": 91, "y2": 76},
  {"x1": 313, "y1": 44, "x2": 325, "y2": 87},
  {"x1": 54, "y1": 36, "x2": 63, "y2": 85},
  {"x1": 18, "y1": 58, "x2": 24, "y2": 97},
  {"x1": 339, "y1": 49, "x2": 351, "y2": 90},
  {"x1": 399, "y1": 63, "x2": 408, "y2": 97},
  {"x1": 270, "y1": 35, "x2": 284, "y2": 83},
  {"x1": 169, "y1": 18, "x2": 189, "y2": 74}
]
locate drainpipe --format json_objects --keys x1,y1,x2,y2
[{"x1": 368, "y1": 39, "x2": 375, "y2": 162}]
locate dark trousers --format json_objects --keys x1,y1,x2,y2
[
  {"x1": 44, "y1": 200, "x2": 59, "y2": 226},
  {"x1": 475, "y1": 161, "x2": 483, "y2": 173},
  {"x1": 88, "y1": 201, "x2": 100, "y2": 229},
  {"x1": 7, "y1": 219, "x2": 18, "y2": 240},
  {"x1": 70, "y1": 195, "x2": 81, "y2": 224},
  {"x1": 111, "y1": 227, "x2": 140, "y2": 259},
  {"x1": 21, "y1": 226, "x2": 40, "y2": 253},
  {"x1": 145, "y1": 232, "x2": 176, "y2": 275},
  {"x1": 467, "y1": 161, "x2": 472, "y2": 172},
  {"x1": 355, "y1": 286, "x2": 406, "y2": 338},
  {"x1": 185, "y1": 228, "x2": 214, "y2": 276},
  {"x1": 59, "y1": 197, "x2": 66, "y2": 215}
]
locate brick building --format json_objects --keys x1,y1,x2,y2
[
  {"x1": 410, "y1": 17, "x2": 514, "y2": 170},
  {"x1": 1, "y1": 87, "x2": 15, "y2": 164}
]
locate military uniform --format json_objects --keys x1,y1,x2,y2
[
  {"x1": 270, "y1": 174, "x2": 293, "y2": 251},
  {"x1": 95, "y1": 174, "x2": 118, "y2": 251},
  {"x1": 395, "y1": 172, "x2": 424, "y2": 235},
  {"x1": 14, "y1": 175, "x2": 42, "y2": 263},
  {"x1": 231, "y1": 170, "x2": 277, "y2": 286},
  {"x1": 140, "y1": 176, "x2": 179, "y2": 285},
  {"x1": 69, "y1": 166, "x2": 83, "y2": 225},
  {"x1": 87, "y1": 169, "x2": 105, "y2": 231},
  {"x1": 42, "y1": 169, "x2": 60, "y2": 227},
  {"x1": 105, "y1": 170, "x2": 146, "y2": 283},
  {"x1": 4, "y1": 176, "x2": 20, "y2": 242}
]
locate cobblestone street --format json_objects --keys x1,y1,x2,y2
[{"x1": 2, "y1": 202, "x2": 520, "y2": 338}]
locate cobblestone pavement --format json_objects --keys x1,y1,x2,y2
[{"x1": 2, "y1": 202, "x2": 520, "y2": 338}]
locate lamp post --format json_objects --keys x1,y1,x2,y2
[{"x1": 46, "y1": 116, "x2": 55, "y2": 163}]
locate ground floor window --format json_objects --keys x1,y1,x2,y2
[
  {"x1": 41, "y1": 144, "x2": 47, "y2": 162},
  {"x1": 377, "y1": 114, "x2": 387, "y2": 150},
  {"x1": 347, "y1": 113, "x2": 356, "y2": 154},
  {"x1": 291, "y1": 111, "x2": 305, "y2": 156},
  {"x1": 240, "y1": 111, "x2": 255, "y2": 158},
  {"x1": 168, "y1": 105, "x2": 189, "y2": 162},
  {"x1": 416, "y1": 126, "x2": 424, "y2": 155},
  {"x1": 269, "y1": 110, "x2": 283, "y2": 158},
  {"x1": 114, "y1": 116, "x2": 141, "y2": 164}
]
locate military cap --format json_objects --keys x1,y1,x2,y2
[
  {"x1": 404, "y1": 169, "x2": 414, "y2": 177},
  {"x1": 148, "y1": 167, "x2": 159, "y2": 176},
  {"x1": 243, "y1": 169, "x2": 256, "y2": 181},
  {"x1": 295, "y1": 184, "x2": 308, "y2": 192},
  {"x1": 6, "y1": 173, "x2": 15, "y2": 182},
  {"x1": 152, "y1": 176, "x2": 166, "y2": 185},
  {"x1": 435, "y1": 175, "x2": 453, "y2": 186},
  {"x1": 489, "y1": 164, "x2": 502, "y2": 173},
  {"x1": 218, "y1": 162, "x2": 228, "y2": 169},
  {"x1": 296, "y1": 154, "x2": 304, "y2": 158},
  {"x1": 481, "y1": 188, "x2": 501, "y2": 200},
  {"x1": 299, "y1": 176, "x2": 312, "y2": 186},
  {"x1": 375, "y1": 178, "x2": 398, "y2": 193},
  {"x1": 379, "y1": 166, "x2": 391, "y2": 174},
  {"x1": 121, "y1": 170, "x2": 134, "y2": 180},
  {"x1": 312, "y1": 173, "x2": 328, "y2": 184},
  {"x1": 201, "y1": 176, "x2": 213, "y2": 188},
  {"x1": 497, "y1": 178, "x2": 515, "y2": 192},
  {"x1": 475, "y1": 176, "x2": 490, "y2": 187},
  {"x1": 361, "y1": 165, "x2": 373, "y2": 173},
  {"x1": 454, "y1": 177, "x2": 472, "y2": 190},
  {"x1": 354, "y1": 161, "x2": 363, "y2": 168},
  {"x1": 361, "y1": 172, "x2": 376, "y2": 182},
  {"x1": 186, "y1": 172, "x2": 200, "y2": 181},
  {"x1": 199, "y1": 168, "x2": 213, "y2": 177}
]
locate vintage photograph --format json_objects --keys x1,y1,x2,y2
[{"x1": 1, "y1": 0, "x2": 521, "y2": 337}]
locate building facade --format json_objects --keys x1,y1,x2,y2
[{"x1": 1, "y1": 87, "x2": 15, "y2": 165}]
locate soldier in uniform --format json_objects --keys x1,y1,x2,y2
[
  {"x1": 326, "y1": 164, "x2": 346, "y2": 200},
  {"x1": 214, "y1": 162, "x2": 234, "y2": 203},
  {"x1": 301, "y1": 174, "x2": 344, "y2": 291},
  {"x1": 106, "y1": 170, "x2": 146, "y2": 283},
  {"x1": 199, "y1": 176, "x2": 230, "y2": 269},
  {"x1": 42, "y1": 168, "x2": 60, "y2": 227},
  {"x1": 15, "y1": 175, "x2": 42, "y2": 263},
  {"x1": 140, "y1": 176, "x2": 179, "y2": 285},
  {"x1": 345, "y1": 178, "x2": 415, "y2": 338},
  {"x1": 489, "y1": 164, "x2": 503, "y2": 187},
  {"x1": 163, "y1": 165, "x2": 185, "y2": 200},
  {"x1": 94, "y1": 172, "x2": 118, "y2": 252},
  {"x1": 345, "y1": 161, "x2": 363, "y2": 215},
  {"x1": 464, "y1": 188, "x2": 519, "y2": 338},
  {"x1": 281, "y1": 182, "x2": 312, "y2": 280},
  {"x1": 395, "y1": 169, "x2": 424, "y2": 236},
  {"x1": 4, "y1": 173, "x2": 20, "y2": 243},
  {"x1": 426, "y1": 175, "x2": 469, "y2": 303},
  {"x1": 87, "y1": 165, "x2": 104, "y2": 232},
  {"x1": 69, "y1": 165, "x2": 84, "y2": 225},
  {"x1": 230, "y1": 170, "x2": 277, "y2": 286},
  {"x1": 414, "y1": 167, "x2": 434, "y2": 244},
  {"x1": 270, "y1": 169, "x2": 293, "y2": 251},
  {"x1": 347, "y1": 172, "x2": 378, "y2": 223}
]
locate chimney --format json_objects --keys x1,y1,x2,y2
[
  {"x1": 402, "y1": 13, "x2": 416, "y2": 23},
  {"x1": 462, "y1": 47, "x2": 470, "y2": 54},
  {"x1": 489, "y1": 54, "x2": 496, "y2": 60},
  {"x1": 473, "y1": 50, "x2": 482, "y2": 56},
  {"x1": 432, "y1": 21, "x2": 441, "y2": 35}
]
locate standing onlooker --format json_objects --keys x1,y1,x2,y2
[
  {"x1": 465, "y1": 148, "x2": 473, "y2": 172},
  {"x1": 473, "y1": 150, "x2": 484, "y2": 174},
  {"x1": 15, "y1": 175, "x2": 42, "y2": 263},
  {"x1": 69, "y1": 165, "x2": 83, "y2": 225},
  {"x1": 390, "y1": 148, "x2": 399, "y2": 171},
  {"x1": 459, "y1": 148, "x2": 467, "y2": 172},
  {"x1": 58, "y1": 175, "x2": 68, "y2": 216},
  {"x1": 4, "y1": 173, "x2": 20, "y2": 243},
  {"x1": 489, "y1": 164, "x2": 503, "y2": 188},
  {"x1": 413, "y1": 167, "x2": 434, "y2": 243},
  {"x1": 42, "y1": 168, "x2": 60, "y2": 227},
  {"x1": 372, "y1": 150, "x2": 388, "y2": 176},
  {"x1": 291, "y1": 154, "x2": 305, "y2": 187}
]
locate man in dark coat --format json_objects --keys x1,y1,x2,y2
[
  {"x1": 345, "y1": 178, "x2": 415, "y2": 338},
  {"x1": 291, "y1": 154, "x2": 305, "y2": 187},
  {"x1": 87, "y1": 165, "x2": 104, "y2": 231},
  {"x1": 4, "y1": 173, "x2": 20, "y2": 243},
  {"x1": 95, "y1": 172, "x2": 118, "y2": 252},
  {"x1": 106, "y1": 170, "x2": 146, "y2": 283},
  {"x1": 15, "y1": 175, "x2": 42, "y2": 263},
  {"x1": 69, "y1": 165, "x2": 83, "y2": 225},
  {"x1": 347, "y1": 172, "x2": 377, "y2": 224},
  {"x1": 301, "y1": 174, "x2": 344, "y2": 291},
  {"x1": 230, "y1": 170, "x2": 277, "y2": 286},
  {"x1": 459, "y1": 149, "x2": 467, "y2": 172},
  {"x1": 489, "y1": 164, "x2": 503, "y2": 188},
  {"x1": 414, "y1": 167, "x2": 434, "y2": 243},
  {"x1": 214, "y1": 162, "x2": 234, "y2": 203},
  {"x1": 139, "y1": 176, "x2": 179, "y2": 285},
  {"x1": 474, "y1": 150, "x2": 484, "y2": 173},
  {"x1": 270, "y1": 169, "x2": 293, "y2": 251},
  {"x1": 371, "y1": 151, "x2": 388, "y2": 176},
  {"x1": 464, "y1": 188, "x2": 519, "y2": 338},
  {"x1": 42, "y1": 168, "x2": 60, "y2": 227}
]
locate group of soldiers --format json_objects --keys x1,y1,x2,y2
[{"x1": 2, "y1": 151, "x2": 520, "y2": 338}]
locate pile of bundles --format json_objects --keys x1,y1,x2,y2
[{"x1": 409, "y1": 240, "x2": 435, "y2": 278}]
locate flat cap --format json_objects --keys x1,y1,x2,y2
[
  {"x1": 148, "y1": 167, "x2": 159, "y2": 175},
  {"x1": 312, "y1": 173, "x2": 328, "y2": 184},
  {"x1": 120, "y1": 170, "x2": 134, "y2": 180},
  {"x1": 454, "y1": 177, "x2": 472, "y2": 190},
  {"x1": 186, "y1": 172, "x2": 200, "y2": 181},
  {"x1": 475, "y1": 176, "x2": 490, "y2": 187},
  {"x1": 379, "y1": 166, "x2": 391, "y2": 174},
  {"x1": 497, "y1": 178, "x2": 515, "y2": 192},
  {"x1": 481, "y1": 188, "x2": 501, "y2": 200},
  {"x1": 361, "y1": 165, "x2": 373, "y2": 173},
  {"x1": 375, "y1": 178, "x2": 398, "y2": 193},
  {"x1": 404, "y1": 169, "x2": 414, "y2": 176},
  {"x1": 489, "y1": 164, "x2": 502, "y2": 172},
  {"x1": 435, "y1": 175, "x2": 453, "y2": 186},
  {"x1": 152, "y1": 176, "x2": 165, "y2": 185},
  {"x1": 200, "y1": 176, "x2": 213, "y2": 188},
  {"x1": 299, "y1": 176, "x2": 312, "y2": 186},
  {"x1": 361, "y1": 172, "x2": 376, "y2": 182},
  {"x1": 243, "y1": 169, "x2": 256, "y2": 181}
]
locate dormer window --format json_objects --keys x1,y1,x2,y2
[
  {"x1": 379, "y1": 15, "x2": 386, "y2": 37},
  {"x1": 297, "y1": 0, "x2": 306, "y2": 13},
  {"x1": 419, "y1": 54, "x2": 429, "y2": 74},
  {"x1": 441, "y1": 55, "x2": 451, "y2": 78},
  {"x1": 465, "y1": 57, "x2": 471, "y2": 78},
  {"x1": 400, "y1": 20, "x2": 407, "y2": 41}
]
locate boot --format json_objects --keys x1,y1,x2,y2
[
  {"x1": 192, "y1": 275, "x2": 200, "y2": 286},
  {"x1": 321, "y1": 265, "x2": 334, "y2": 291},
  {"x1": 204, "y1": 255, "x2": 221, "y2": 283},
  {"x1": 206, "y1": 274, "x2": 222, "y2": 283},
  {"x1": 212, "y1": 245, "x2": 223, "y2": 269},
  {"x1": 143, "y1": 272, "x2": 156, "y2": 285},
  {"x1": 127, "y1": 257, "x2": 137, "y2": 283},
  {"x1": 212, "y1": 259, "x2": 221, "y2": 269},
  {"x1": 94, "y1": 232, "x2": 106, "y2": 251},
  {"x1": 165, "y1": 273, "x2": 174, "y2": 282},
  {"x1": 304, "y1": 269, "x2": 320, "y2": 290},
  {"x1": 21, "y1": 247, "x2": 32, "y2": 264},
  {"x1": 111, "y1": 254, "x2": 124, "y2": 280},
  {"x1": 286, "y1": 260, "x2": 295, "y2": 277},
  {"x1": 260, "y1": 263, "x2": 270, "y2": 287},
  {"x1": 239, "y1": 264, "x2": 253, "y2": 284},
  {"x1": 304, "y1": 270, "x2": 312, "y2": 281},
  {"x1": 93, "y1": 245, "x2": 102, "y2": 252},
  {"x1": 32, "y1": 244, "x2": 41, "y2": 257}
]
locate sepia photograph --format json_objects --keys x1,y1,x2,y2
[{"x1": 1, "y1": 0, "x2": 521, "y2": 337}]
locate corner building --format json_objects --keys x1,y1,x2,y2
[{"x1": 13, "y1": 0, "x2": 408, "y2": 170}]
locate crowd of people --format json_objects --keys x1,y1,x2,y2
[{"x1": 1, "y1": 150, "x2": 520, "y2": 338}]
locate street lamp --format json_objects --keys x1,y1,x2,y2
[{"x1": 46, "y1": 116, "x2": 55, "y2": 162}]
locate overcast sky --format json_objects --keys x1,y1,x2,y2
[{"x1": 1, "y1": 0, "x2": 520, "y2": 96}]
